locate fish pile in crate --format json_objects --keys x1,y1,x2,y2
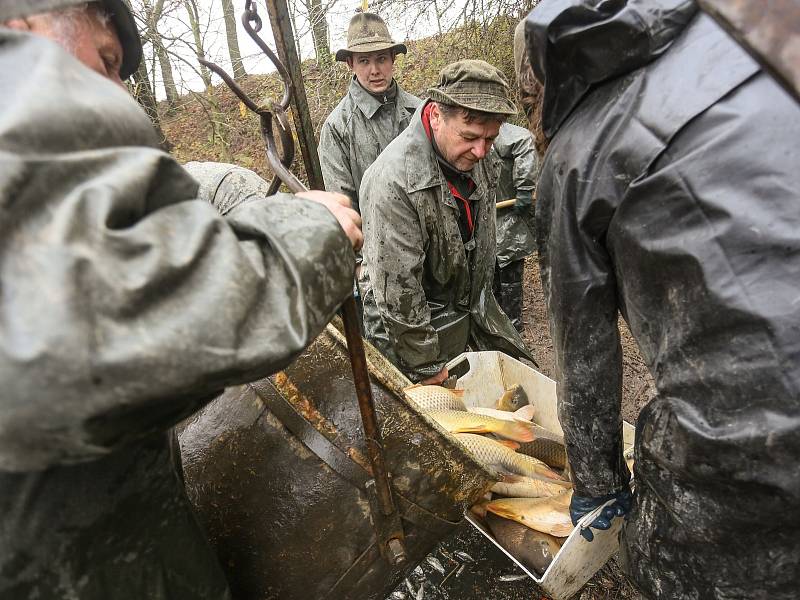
[{"x1": 405, "y1": 383, "x2": 632, "y2": 576}]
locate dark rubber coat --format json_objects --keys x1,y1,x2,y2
[
  {"x1": 0, "y1": 32, "x2": 354, "y2": 600},
  {"x1": 527, "y1": 0, "x2": 800, "y2": 597}
]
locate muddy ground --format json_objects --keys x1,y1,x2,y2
[{"x1": 387, "y1": 255, "x2": 655, "y2": 600}]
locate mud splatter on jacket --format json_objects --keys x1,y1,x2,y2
[
  {"x1": 492, "y1": 122, "x2": 538, "y2": 268},
  {"x1": 527, "y1": 0, "x2": 800, "y2": 597},
  {"x1": 319, "y1": 77, "x2": 420, "y2": 213},
  {"x1": 359, "y1": 103, "x2": 534, "y2": 381},
  {"x1": 0, "y1": 31, "x2": 354, "y2": 600},
  {"x1": 184, "y1": 161, "x2": 272, "y2": 215}
]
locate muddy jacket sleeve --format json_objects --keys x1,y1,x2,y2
[
  {"x1": 541, "y1": 189, "x2": 629, "y2": 498},
  {"x1": 0, "y1": 32, "x2": 355, "y2": 471},
  {"x1": 361, "y1": 179, "x2": 444, "y2": 380},
  {"x1": 495, "y1": 124, "x2": 538, "y2": 205},
  {"x1": 319, "y1": 118, "x2": 357, "y2": 208},
  {"x1": 183, "y1": 160, "x2": 273, "y2": 215}
]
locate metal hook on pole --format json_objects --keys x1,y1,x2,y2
[{"x1": 199, "y1": 0, "x2": 407, "y2": 567}]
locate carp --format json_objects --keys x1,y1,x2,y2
[
  {"x1": 467, "y1": 405, "x2": 535, "y2": 422},
  {"x1": 491, "y1": 473, "x2": 571, "y2": 498},
  {"x1": 486, "y1": 512, "x2": 563, "y2": 575},
  {"x1": 426, "y1": 410, "x2": 536, "y2": 442},
  {"x1": 496, "y1": 384, "x2": 529, "y2": 411},
  {"x1": 516, "y1": 438, "x2": 568, "y2": 470},
  {"x1": 404, "y1": 385, "x2": 467, "y2": 412},
  {"x1": 486, "y1": 492, "x2": 574, "y2": 537},
  {"x1": 454, "y1": 433, "x2": 563, "y2": 480}
]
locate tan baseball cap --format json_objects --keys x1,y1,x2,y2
[{"x1": 335, "y1": 12, "x2": 407, "y2": 62}]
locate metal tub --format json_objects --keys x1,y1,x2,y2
[{"x1": 178, "y1": 319, "x2": 494, "y2": 600}]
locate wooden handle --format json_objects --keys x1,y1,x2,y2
[{"x1": 496, "y1": 199, "x2": 517, "y2": 209}]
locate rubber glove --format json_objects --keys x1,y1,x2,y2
[
  {"x1": 570, "y1": 487, "x2": 632, "y2": 542},
  {"x1": 513, "y1": 191, "x2": 533, "y2": 218}
]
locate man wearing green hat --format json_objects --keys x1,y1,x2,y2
[
  {"x1": 358, "y1": 60, "x2": 535, "y2": 383},
  {"x1": 319, "y1": 12, "x2": 421, "y2": 214},
  {"x1": 0, "y1": 2, "x2": 361, "y2": 598}
]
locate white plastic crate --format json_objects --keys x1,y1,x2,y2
[{"x1": 445, "y1": 351, "x2": 635, "y2": 600}]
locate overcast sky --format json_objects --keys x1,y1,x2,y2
[{"x1": 140, "y1": 0, "x2": 457, "y2": 98}]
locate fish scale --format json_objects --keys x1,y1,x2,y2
[
  {"x1": 404, "y1": 385, "x2": 468, "y2": 412},
  {"x1": 454, "y1": 433, "x2": 562, "y2": 479},
  {"x1": 486, "y1": 494, "x2": 574, "y2": 537},
  {"x1": 517, "y1": 438, "x2": 568, "y2": 469},
  {"x1": 426, "y1": 410, "x2": 536, "y2": 442}
]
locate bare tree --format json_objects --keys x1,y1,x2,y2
[
  {"x1": 141, "y1": 0, "x2": 180, "y2": 106},
  {"x1": 182, "y1": 0, "x2": 232, "y2": 160},
  {"x1": 303, "y1": 0, "x2": 331, "y2": 64},
  {"x1": 221, "y1": 0, "x2": 247, "y2": 79},
  {"x1": 129, "y1": 57, "x2": 169, "y2": 147},
  {"x1": 183, "y1": 0, "x2": 213, "y2": 91}
]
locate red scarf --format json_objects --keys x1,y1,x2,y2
[{"x1": 421, "y1": 103, "x2": 476, "y2": 235}]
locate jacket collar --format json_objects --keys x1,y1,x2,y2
[{"x1": 348, "y1": 76, "x2": 418, "y2": 119}]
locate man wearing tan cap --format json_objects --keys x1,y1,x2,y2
[
  {"x1": 319, "y1": 12, "x2": 420, "y2": 214},
  {"x1": 358, "y1": 60, "x2": 535, "y2": 384}
]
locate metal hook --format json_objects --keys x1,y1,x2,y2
[
  {"x1": 198, "y1": 42, "x2": 294, "y2": 193},
  {"x1": 243, "y1": 0, "x2": 262, "y2": 32},
  {"x1": 201, "y1": 0, "x2": 407, "y2": 566}
]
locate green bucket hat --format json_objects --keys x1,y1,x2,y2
[
  {"x1": 0, "y1": 0, "x2": 142, "y2": 80},
  {"x1": 427, "y1": 59, "x2": 517, "y2": 116},
  {"x1": 335, "y1": 12, "x2": 407, "y2": 62}
]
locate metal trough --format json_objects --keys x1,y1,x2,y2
[{"x1": 178, "y1": 319, "x2": 494, "y2": 600}]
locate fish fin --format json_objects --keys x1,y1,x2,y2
[
  {"x1": 450, "y1": 388, "x2": 465, "y2": 398},
  {"x1": 496, "y1": 440, "x2": 521, "y2": 450},
  {"x1": 498, "y1": 420, "x2": 535, "y2": 443},
  {"x1": 514, "y1": 405, "x2": 535, "y2": 421},
  {"x1": 499, "y1": 472, "x2": 526, "y2": 483},
  {"x1": 451, "y1": 425, "x2": 491, "y2": 434},
  {"x1": 485, "y1": 502, "x2": 519, "y2": 521}
]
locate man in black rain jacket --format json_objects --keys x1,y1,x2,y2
[{"x1": 525, "y1": 0, "x2": 800, "y2": 597}]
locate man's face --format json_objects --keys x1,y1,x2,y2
[
  {"x1": 6, "y1": 4, "x2": 124, "y2": 87},
  {"x1": 429, "y1": 103, "x2": 501, "y2": 172},
  {"x1": 346, "y1": 50, "x2": 395, "y2": 94}
]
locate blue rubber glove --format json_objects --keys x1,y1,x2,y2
[
  {"x1": 569, "y1": 488, "x2": 633, "y2": 542},
  {"x1": 513, "y1": 191, "x2": 533, "y2": 218}
]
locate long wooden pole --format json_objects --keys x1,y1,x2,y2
[{"x1": 263, "y1": 0, "x2": 324, "y2": 188}]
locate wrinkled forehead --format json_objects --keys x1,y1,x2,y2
[{"x1": 457, "y1": 118, "x2": 502, "y2": 138}]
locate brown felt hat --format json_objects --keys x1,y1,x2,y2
[
  {"x1": 335, "y1": 12, "x2": 407, "y2": 62},
  {"x1": 427, "y1": 59, "x2": 517, "y2": 116},
  {"x1": 0, "y1": 0, "x2": 142, "y2": 80}
]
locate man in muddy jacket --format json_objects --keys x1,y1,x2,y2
[
  {"x1": 0, "y1": 2, "x2": 361, "y2": 599},
  {"x1": 359, "y1": 60, "x2": 535, "y2": 384},
  {"x1": 319, "y1": 12, "x2": 421, "y2": 214},
  {"x1": 492, "y1": 123, "x2": 538, "y2": 332},
  {"x1": 525, "y1": 0, "x2": 800, "y2": 597}
]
